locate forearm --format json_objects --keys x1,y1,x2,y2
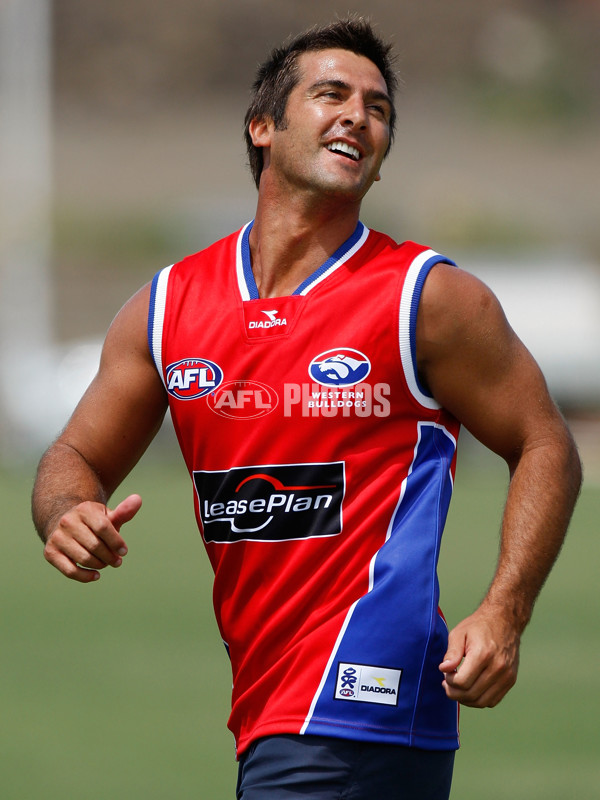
[
  {"x1": 481, "y1": 425, "x2": 582, "y2": 631},
  {"x1": 32, "y1": 440, "x2": 109, "y2": 543}
]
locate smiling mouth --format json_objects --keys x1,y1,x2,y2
[{"x1": 326, "y1": 141, "x2": 361, "y2": 161}]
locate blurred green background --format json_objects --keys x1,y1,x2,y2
[
  {"x1": 3, "y1": 448, "x2": 599, "y2": 799},
  {"x1": 2, "y1": 1, "x2": 599, "y2": 797}
]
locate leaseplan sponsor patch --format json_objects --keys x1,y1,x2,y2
[
  {"x1": 335, "y1": 663, "x2": 402, "y2": 706},
  {"x1": 194, "y1": 462, "x2": 345, "y2": 543}
]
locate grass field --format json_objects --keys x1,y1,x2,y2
[{"x1": 2, "y1": 444, "x2": 599, "y2": 799}]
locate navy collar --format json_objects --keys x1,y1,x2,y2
[{"x1": 236, "y1": 220, "x2": 369, "y2": 301}]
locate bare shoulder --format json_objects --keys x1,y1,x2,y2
[
  {"x1": 101, "y1": 282, "x2": 155, "y2": 361},
  {"x1": 89, "y1": 280, "x2": 165, "y2": 409},
  {"x1": 417, "y1": 263, "x2": 511, "y2": 357},
  {"x1": 416, "y1": 263, "x2": 519, "y2": 394},
  {"x1": 415, "y1": 263, "x2": 561, "y2": 460}
]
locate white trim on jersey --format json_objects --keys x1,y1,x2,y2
[
  {"x1": 398, "y1": 250, "x2": 443, "y2": 411},
  {"x1": 236, "y1": 221, "x2": 254, "y2": 302},
  {"x1": 149, "y1": 264, "x2": 173, "y2": 386},
  {"x1": 299, "y1": 597, "x2": 360, "y2": 735}
]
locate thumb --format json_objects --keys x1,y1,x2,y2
[
  {"x1": 439, "y1": 628, "x2": 466, "y2": 673},
  {"x1": 108, "y1": 494, "x2": 143, "y2": 531}
]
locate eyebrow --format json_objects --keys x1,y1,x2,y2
[{"x1": 308, "y1": 79, "x2": 392, "y2": 109}]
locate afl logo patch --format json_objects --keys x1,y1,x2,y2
[
  {"x1": 165, "y1": 358, "x2": 223, "y2": 400},
  {"x1": 309, "y1": 348, "x2": 371, "y2": 387},
  {"x1": 207, "y1": 380, "x2": 278, "y2": 419}
]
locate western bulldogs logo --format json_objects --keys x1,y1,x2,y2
[
  {"x1": 309, "y1": 348, "x2": 371, "y2": 387},
  {"x1": 165, "y1": 357, "x2": 223, "y2": 400}
]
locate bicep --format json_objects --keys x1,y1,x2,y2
[
  {"x1": 57, "y1": 284, "x2": 168, "y2": 495},
  {"x1": 417, "y1": 265, "x2": 564, "y2": 466}
]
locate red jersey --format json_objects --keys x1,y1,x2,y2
[{"x1": 148, "y1": 221, "x2": 461, "y2": 755}]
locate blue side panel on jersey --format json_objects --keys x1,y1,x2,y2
[
  {"x1": 304, "y1": 422, "x2": 459, "y2": 749},
  {"x1": 410, "y1": 255, "x2": 456, "y2": 400},
  {"x1": 147, "y1": 269, "x2": 161, "y2": 358}
]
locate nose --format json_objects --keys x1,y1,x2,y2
[{"x1": 340, "y1": 96, "x2": 368, "y2": 129}]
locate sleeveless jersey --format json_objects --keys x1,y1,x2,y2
[{"x1": 148, "y1": 221, "x2": 461, "y2": 755}]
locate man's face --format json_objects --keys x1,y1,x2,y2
[{"x1": 256, "y1": 48, "x2": 393, "y2": 203}]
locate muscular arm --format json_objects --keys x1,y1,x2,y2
[
  {"x1": 32, "y1": 283, "x2": 168, "y2": 582},
  {"x1": 417, "y1": 264, "x2": 582, "y2": 707}
]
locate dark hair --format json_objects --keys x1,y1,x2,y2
[{"x1": 243, "y1": 17, "x2": 398, "y2": 188}]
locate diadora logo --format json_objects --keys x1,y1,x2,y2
[
  {"x1": 207, "y1": 380, "x2": 278, "y2": 419},
  {"x1": 193, "y1": 462, "x2": 345, "y2": 543},
  {"x1": 334, "y1": 663, "x2": 402, "y2": 707},
  {"x1": 248, "y1": 309, "x2": 287, "y2": 329},
  {"x1": 309, "y1": 348, "x2": 371, "y2": 387},
  {"x1": 165, "y1": 358, "x2": 223, "y2": 400}
]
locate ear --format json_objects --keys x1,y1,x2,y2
[
  {"x1": 248, "y1": 116, "x2": 273, "y2": 148},
  {"x1": 374, "y1": 172, "x2": 382, "y2": 182}
]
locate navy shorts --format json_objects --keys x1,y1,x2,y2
[{"x1": 236, "y1": 734, "x2": 455, "y2": 800}]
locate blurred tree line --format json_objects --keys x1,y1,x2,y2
[{"x1": 53, "y1": 0, "x2": 599, "y2": 121}]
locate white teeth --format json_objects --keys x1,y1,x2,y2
[{"x1": 326, "y1": 141, "x2": 360, "y2": 161}]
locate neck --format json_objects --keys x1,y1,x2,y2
[{"x1": 248, "y1": 188, "x2": 361, "y2": 298}]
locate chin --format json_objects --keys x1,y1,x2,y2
[{"x1": 316, "y1": 171, "x2": 371, "y2": 200}]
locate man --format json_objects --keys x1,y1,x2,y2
[{"x1": 32, "y1": 18, "x2": 581, "y2": 800}]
